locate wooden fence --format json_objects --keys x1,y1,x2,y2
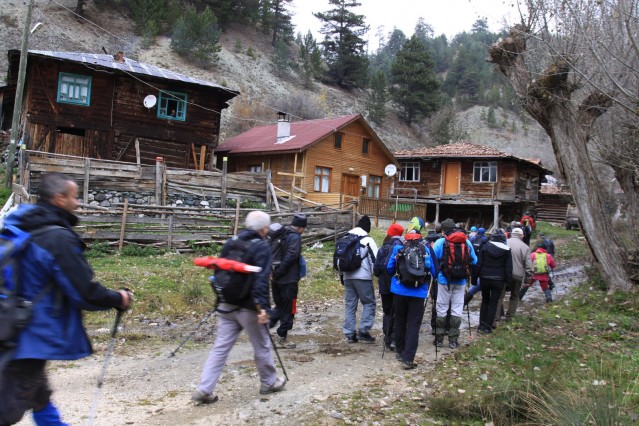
[{"x1": 358, "y1": 196, "x2": 428, "y2": 222}]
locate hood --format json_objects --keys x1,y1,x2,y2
[
  {"x1": 3, "y1": 203, "x2": 77, "y2": 231},
  {"x1": 349, "y1": 227, "x2": 369, "y2": 237},
  {"x1": 404, "y1": 233, "x2": 422, "y2": 241},
  {"x1": 483, "y1": 240, "x2": 510, "y2": 259}
]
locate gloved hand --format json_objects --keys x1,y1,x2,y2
[{"x1": 117, "y1": 288, "x2": 133, "y2": 311}]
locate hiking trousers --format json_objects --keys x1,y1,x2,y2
[
  {"x1": 430, "y1": 282, "x2": 451, "y2": 333},
  {"x1": 270, "y1": 280, "x2": 299, "y2": 338},
  {"x1": 393, "y1": 294, "x2": 426, "y2": 363},
  {"x1": 343, "y1": 279, "x2": 376, "y2": 336},
  {"x1": 479, "y1": 279, "x2": 505, "y2": 331},
  {"x1": 196, "y1": 308, "x2": 278, "y2": 396},
  {"x1": 494, "y1": 275, "x2": 523, "y2": 326},
  {"x1": 380, "y1": 293, "x2": 394, "y2": 344}
]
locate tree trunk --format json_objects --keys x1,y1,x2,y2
[{"x1": 612, "y1": 167, "x2": 639, "y2": 231}]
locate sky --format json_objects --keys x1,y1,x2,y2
[{"x1": 290, "y1": 0, "x2": 520, "y2": 51}]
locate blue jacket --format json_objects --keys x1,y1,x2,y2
[
  {"x1": 386, "y1": 237, "x2": 436, "y2": 298},
  {"x1": 432, "y1": 233, "x2": 478, "y2": 286},
  {"x1": 4, "y1": 203, "x2": 124, "y2": 361}
]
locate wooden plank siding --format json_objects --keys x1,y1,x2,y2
[{"x1": 19, "y1": 56, "x2": 232, "y2": 169}]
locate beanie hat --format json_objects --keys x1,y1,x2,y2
[
  {"x1": 406, "y1": 216, "x2": 425, "y2": 233},
  {"x1": 426, "y1": 231, "x2": 440, "y2": 243},
  {"x1": 470, "y1": 226, "x2": 477, "y2": 232},
  {"x1": 357, "y1": 215, "x2": 371, "y2": 233},
  {"x1": 511, "y1": 227, "x2": 524, "y2": 237},
  {"x1": 291, "y1": 213, "x2": 307, "y2": 228},
  {"x1": 477, "y1": 227, "x2": 486, "y2": 235},
  {"x1": 491, "y1": 229, "x2": 507, "y2": 243},
  {"x1": 386, "y1": 223, "x2": 404, "y2": 237},
  {"x1": 441, "y1": 218, "x2": 456, "y2": 232}
]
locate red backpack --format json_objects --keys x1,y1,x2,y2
[{"x1": 440, "y1": 231, "x2": 471, "y2": 281}]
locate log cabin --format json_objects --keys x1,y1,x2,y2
[
  {"x1": 394, "y1": 142, "x2": 552, "y2": 227},
  {"x1": 215, "y1": 113, "x2": 397, "y2": 208},
  {"x1": 0, "y1": 50, "x2": 238, "y2": 168}
]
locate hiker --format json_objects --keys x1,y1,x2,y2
[
  {"x1": 373, "y1": 223, "x2": 405, "y2": 351},
  {"x1": 432, "y1": 219, "x2": 478, "y2": 349},
  {"x1": 468, "y1": 226, "x2": 478, "y2": 240},
  {"x1": 386, "y1": 223, "x2": 435, "y2": 369},
  {"x1": 425, "y1": 229, "x2": 447, "y2": 335},
  {"x1": 520, "y1": 212, "x2": 536, "y2": 231},
  {"x1": 341, "y1": 215, "x2": 379, "y2": 343},
  {"x1": 0, "y1": 173, "x2": 132, "y2": 426},
  {"x1": 519, "y1": 241, "x2": 557, "y2": 303},
  {"x1": 269, "y1": 213, "x2": 306, "y2": 349},
  {"x1": 493, "y1": 227, "x2": 532, "y2": 323},
  {"x1": 537, "y1": 233, "x2": 556, "y2": 289},
  {"x1": 464, "y1": 228, "x2": 488, "y2": 306},
  {"x1": 193, "y1": 210, "x2": 286, "y2": 404},
  {"x1": 472, "y1": 229, "x2": 513, "y2": 333}
]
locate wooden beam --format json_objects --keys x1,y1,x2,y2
[
  {"x1": 118, "y1": 198, "x2": 128, "y2": 251},
  {"x1": 83, "y1": 158, "x2": 90, "y2": 203},
  {"x1": 199, "y1": 145, "x2": 206, "y2": 171},
  {"x1": 190, "y1": 143, "x2": 198, "y2": 170}
]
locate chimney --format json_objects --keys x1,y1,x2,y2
[
  {"x1": 276, "y1": 111, "x2": 290, "y2": 142},
  {"x1": 113, "y1": 51, "x2": 125, "y2": 63}
]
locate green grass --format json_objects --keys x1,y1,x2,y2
[{"x1": 534, "y1": 221, "x2": 590, "y2": 262}]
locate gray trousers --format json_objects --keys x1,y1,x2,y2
[
  {"x1": 494, "y1": 275, "x2": 523, "y2": 327},
  {"x1": 343, "y1": 279, "x2": 376, "y2": 336},
  {"x1": 197, "y1": 308, "x2": 277, "y2": 395}
]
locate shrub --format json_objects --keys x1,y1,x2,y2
[
  {"x1": 170, "y1": 6, "x2": 221, "y2": 68},
  {"x1": 120, "y1": 245, "x2": 160, "y2": 257},
  {"x1": 85, "y1": 242, "x2": 113, "y2": 258}
]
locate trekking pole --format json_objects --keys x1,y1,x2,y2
[
  {"x1": 264, "y1": 324, "x2": 289, "y2": 381},
  {"x1": 465, "y1": 278, "x2": 472, "y2": 339},
  {"x1": 381, "y1": 305, "x2": 395, "y2": 360},
  {"x1": 87, "y1": 309, "x2": 124, "y2": 426},
  {"x1": 168, "y1": 308, "x2": 216, "y2": 358}
]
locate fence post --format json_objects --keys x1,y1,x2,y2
[
  {"x1": 155, "y1": 157, "x2": 164, "y2": 206},
  {"x1": 118, "y1": 198, "x2": 128, "y2": 251},
  {"x1": 167, "y1": 214, "x2": 173, "y2": 250},
  {"x1": 220, "y1": 157, "x2": 228, "y2": 208},
  {"x1": 233, "y1": 197, "x2": 241, "y2": 236},
  {"x1": 83, "y1": 157, "x2": 90, "y2": 204},
  {"x1": 352, "y1": 202, "x2": 357, "y2": 229},
  {"x1": 266, "y1": 170, "x2": 272, "y2": 206}
]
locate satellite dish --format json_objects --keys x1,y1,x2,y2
[
  {"x1": 143, "y1": 95, "x2": 157, "y2": 109},
  {"x1": 384, "y1": 164, "x2": 397, "y2": 177}
]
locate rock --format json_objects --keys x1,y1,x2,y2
[{"x1": 480, "y1": 374, "x2": 488, "y2": 381}]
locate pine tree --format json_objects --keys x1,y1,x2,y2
[
  {"x1": 314, "y1": 0, "x2": 369, "y2": 89},
  {"x1": 297, "y1": 31, "x2": 322, "y2": 88},
  {"x1": 170, "y1": 6, "x2": 221, "y2": 69},
  {"x1": 272, "y1": 39, "x2": 290, "y2": 77},
  {"x1": 366, "y1": 71, "x2": 389, "y2": 124},
  {"x1": 390, "y1": 35, "x2": 440, "y2": 124}
]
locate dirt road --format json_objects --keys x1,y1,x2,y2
[{"x1": 16, "y1": 264, "x2": 584, "y2": 425}]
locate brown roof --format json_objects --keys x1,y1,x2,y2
[
  {"x1": 395, "y1": 142, "x2": 550, "y2": 173},
  {"x1": 217, "y1": 114, "x2": 395, "y2": 160}
]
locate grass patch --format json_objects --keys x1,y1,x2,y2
[{"x1": 534, "y1": 221, "x2": 590, "y2": 262}]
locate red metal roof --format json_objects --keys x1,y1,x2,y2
[{"x1": 217, "y1": 114, "x2": 362, "y2": 154}]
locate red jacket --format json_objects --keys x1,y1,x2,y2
[
  {"x1": 521, "y1": 215, "x2": 536, "y2": 230},
  {"x1": 531, "y1": 248, "x2": 556, "y2": 282}
]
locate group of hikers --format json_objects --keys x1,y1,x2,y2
[{"x1": 0, "y1": 172, "x2": 559, "y2": 424}]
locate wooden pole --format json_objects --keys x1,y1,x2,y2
[
  {"x1": 269, "y1": 182, "x2": 280, "y2": 213},
  {"x1": 493, "y1": 202, "x2": 500, "y2": 231},
  {"x1": 135, "y1": 138, "x2": 140, "y2": 166},
  {"x1": 167, "y1": 214, "x2": 173, "y2": 250},
  {"x1": 233, "y1": 197, "x2": 241, "y2": 236},
  {"x1": 352, "y1": 202, "x2": 357, "y2": 229},
  {"x1": 220, "y1": 156, "x2": 228, "y2": 208},
  {"x1": 155, "y1": 157, "x2": 163, "y2": 205},
  {"x1": 266, "y1": 170, "x2": 272, "y2": 206},
  {"x1": 199, "y1": 145, "x2": 206, "y2": 171},
  {"x1": 83, "y1": 157, "x2": 90, "y2": 204},
  {"x1": 118, "y1": 198, "x2": 128, "y2": 251}
]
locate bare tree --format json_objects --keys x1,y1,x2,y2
[{"x1": 488, "y1": 0, "x2": 639, "y2": 292}]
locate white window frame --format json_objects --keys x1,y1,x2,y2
[
  {"x1": 473, "y1": 161, "x2": 498, "y2": 183},
  {"x1": 399, "y1": 162, "x2": 420, "y2": 182},
  {"x1": 314, "y1": 166, "x2": 331, "y2": 193},
  {"x1": 367, "y1": 175, "x2": 382, "y2": 198}
]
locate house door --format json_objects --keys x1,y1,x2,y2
[
  {"x1": 341, "y1": 174, "x2": 360, "y2": 197},
  {"x1": 442, "y1": 162, "x2": 461, "y2": 195}
]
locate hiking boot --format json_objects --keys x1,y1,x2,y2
[
  {"x1": 477, "y1": 325, "x2": 492, "y2": 334},
  {"x1": 433, "y1": 335, "x2": 444, "y2": 347},
  {"x1": 448, "y1": 338, "x2": 459, "y2": 349},
  {"x1": 346, "y1": 334, "x2": 358, "y2": 344},
  {"x1": 191, "y1": 390, "x2": 219, "y2": 405},
  {"x1": 358, "y1": 331, "x2": 376, "y2": 344},
  {"x1": 544, "y1": 289, "x2": 553, "y2": 303},
  {"x1": 276, "y1": 336, "x2": 296, "y2": 349},
  {"x1": 259, "y1": 377, "x2": 286, "y2": 395},
  {"x1": 402, "y1": 360, "x2": 417, "y2": 370}
]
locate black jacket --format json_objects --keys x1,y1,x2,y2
[
  {"x1": 374, "y1": 236, "x2": 403, "y2": 294},
  {"x1": 473, "y1": 240, "x2": 513, "y2": 285},
  {"x1": 272, "y1": 226, "x2": 302, "y2": 284}
]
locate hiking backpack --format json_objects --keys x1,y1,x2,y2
[
  {"x1": 266, "y1": 223, "x2": 287, "y2": 268},
  {"x1": 533, "y1": 252, "x2": 549, "y2": 274},
  {"x1": 396, "y1": 240, "x2": 431, "y2": 287},
  {"x1": 440, "y1": 231, "x2": 471, "y2": 281},
  {"x1": 212, "y1": 237, "x2": 259, "y2": 305},
  {"x1": 373, "y1": 239, "x2": 402, "y2": 278},
  {"x1": 333, "y1": 234, "x2": 374, "y2": 272},
  {"x1": 470, "y1": 234, "x2": 486, "y2": 256},
  {"x1": 0, "y1": 225, "x2": 59, "y2": 351}
]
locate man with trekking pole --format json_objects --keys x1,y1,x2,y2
[{"x1": 0, "y1": 173, "x2": 132, "y2": 426}]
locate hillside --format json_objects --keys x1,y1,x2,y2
[{"x1": 0, "y1": 0, "x2": 556, "y2": 172}]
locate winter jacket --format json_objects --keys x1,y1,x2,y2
[
  {"x1": 272, "y1": 226, "x2": 302, "y2": 284},
  {"x1": 342, "y1": 227, "x2": 378, "y2": 281},
  {"x1": 217, "y1": 228, "x2": 273, "y2": 311},
  {"x1": 507, "y1": 236, "x2": 532, "y2": 282},
  {"x1": 432, "y1": 231, "x2": 478, "y2": 286},
  {"x1": 531, "y1": 248, "x2": 556, "y2": 282},
  {"x1": 472, "y1": 239, "x2": 513, "y2": 285},
  {"x1": 4, "y1": 203, "x2": 124, "y2": 361},
  {"x1": 373, "y1": 236, "x2": 404, "y2": 294},
  {"x1": 386, "y1": 233, "x2": 436, "y2": 298}
]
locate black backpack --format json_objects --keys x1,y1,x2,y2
[
  {"x1": 396, "y1": 239, "x2": 430, "y2": 287},
  {"x1": 1, "y1": 225, "x2": 60, "y2": 352},
  {"x1": 470, "y1": 234, "x2": 486, "y2": 255},
  {"x1": 266, "y1": 224, "x2": 287, "y2": 268},
  {"x1": 440, "y1": 231, "x2": 471, "y2": 281},
  {"x1": 212, "y1": 237, "x2": 259, "y2": 305},
  {"x1": 373, "y1": 239, "x2": 400, "y2": 278},
  {"x1": 333, "y1": 234, "x2": 373, "y2": 272}
]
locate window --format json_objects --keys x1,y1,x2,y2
[
  {"x1": 57, "y1": 73, "x2": 91, "y2": 106},
  {"x1": 367, "y1": 175, "x2": 382, "y2": 198},
  {"x1": 334, "y1": 132, "x2": 343, "y2": 149},
  {"x1": 473, "y1": 161, "x2": 498, "y2": 182},
  {"x1": 399, "y1": 162, "x2": 420, "y2": 182},
  {"x1": 314, "y1": 166, "x2": 331, "y2": 192},
  {"x1": 248, "y1": 165, "x2": 262, "y2": 172},
  {"x1": 158, "y1": 91, "x2": 187, "y2": 121},
  {"x1": 362, "y1": 138, "x2": 370, "y2": 155}
]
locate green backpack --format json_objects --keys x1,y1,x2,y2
[{"x1": 533, "y1": 252, "x2": 549, "y2": 274}]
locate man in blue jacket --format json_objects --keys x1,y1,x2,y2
[{"x1": 0, "y1": 173, "x2": 131, "y2": 426}]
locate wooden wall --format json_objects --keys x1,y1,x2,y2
[{"x1": 20, "y1": 56, "x2": 232, "y2": 169}]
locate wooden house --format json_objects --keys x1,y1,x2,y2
[
  {"x1": 215, "y1": 114, "x2": 397, "y2": 207},
  {"x1": 0, "y1": 50, "x2": 238, "y2": 168},
  {"x1": 394, "y1": 142, "x2": 551, "y2": 227}
]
